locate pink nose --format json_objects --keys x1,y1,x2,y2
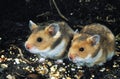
[
  {"x1": 25, "y1": 43, "x2": 32, "y2": 49},
  {"x1": 69, "y1": 53, "x2": 74, "y2": 60}
]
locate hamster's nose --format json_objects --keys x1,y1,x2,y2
[
  {"x1": 25, "y1": 43, "x2": 32, "y2": 49},
  {"x1": 69, "y1": 53, "x2": 74, "y2": 60}
]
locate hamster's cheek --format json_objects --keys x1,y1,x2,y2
[
  {"x1": 27, "y1": 46, "x2": 50, "y2": 54},
  {"x1": 72, "y1": 57, "x2": 84, "y2": 63},
  {"x1": 27, "y1": 46, "x2": 41, "y2": 54},
  {"x1": 72, "y1": 54, "x2": 94, "y2": 66},
  {"x1": 72, "y1": 57, "x2": 85, "y2": 66}
]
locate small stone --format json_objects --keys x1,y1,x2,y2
[
  {"x1": 49, "y1": 71, "x2": 60, "y2": 78},
  {"x1": 70, "y1": 13, "x2": 73, "y2": 15},
  {"x1": 106, "y1": 68, "x2": 110, "y2": 71},
  {"x1": 1, "y1": 64, "x2": 8, "y2": 68},
  {"x1": 100, "y1": 68, "x2": 106, "y2": 72},
  {"x1": 0, "y1": 55, "x2": 7, "y2": 62},
  {"x1": 0, "y1": 37, "x2": 2, "y2": 40},
  {"x1": 59, "y1": 67, "x2": 66, "y2": 72},
  {"x1": 113, "y1": 64, "x2": 117, "y2": 68},
  {"x1": 74, "y1": 70, "x2": 84, "y2": 79},
  {"x1": 1, "y1": 55, "x2": 5, "y2": 58},
  {"x1": 71, "y1": 68, "x2": 75, "y2": 71},
  {"x1": 6, "y1": 74, "x2": 15, "y2": 79},
  {"x1": 7, "y1": 58, "x2": 12, "y2": 61},
  {"x1": 14, "y1": 58, "x2": 20, "y2": 64},
  {"x1": 36, "y1": 65, "x2": 48, "y2": 75},
  {"x1": 114, "y1": 76, "x2": 117, "y2": 78},
  {"x1": 91, "y1": 74, "x2": 95, "y2": 78},
  {"x1": 50, "y1": 65, "x2": 58, "y2": 72},
  {"x1": 62, "y1": 77, "x2": 66, "y2": 79},
  {"x1": 50, "y1": 77, "x2": 57, "y2": 79},
  {"x1": 23, "y1": 66, "x2": 34, "y2": 73},
  {"x1": 66, "y1": 77, "x2": 71, "y2": 79},
  {"x1": 47, "y1": 61, "x2": 53, "y2": 66}
]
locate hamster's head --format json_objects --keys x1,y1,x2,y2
[
  {"x1": 68, "y1": 33, "x2": 100, "y2": 66},
  {"x1": 25, "y1": 20, "x2": 62, "y2": 57}
]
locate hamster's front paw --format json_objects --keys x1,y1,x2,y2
[{"x1": 38, "y1": 58, "x2": 46, "y2": 63}]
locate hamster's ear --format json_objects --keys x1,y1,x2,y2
[
  {"x1": 45, "y1": 23, "x2": 60, "y2": 36},
  {"x1": 29, "y1": 20, "x2": 38, "y2": 31},
  {"x1": 87, "y1": 35, "x2": 100, "y2": 46},
  {"x1": 73, "y1": 33, "x2": 81, "y2": 41}
]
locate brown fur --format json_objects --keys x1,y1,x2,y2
[
  {"x1": 69, "y1": 33, "x2": 100, "y2": 58},
  {"x1": 27, "y1": 22, "x2": 73, "y2": 50},
  {"x1": 25, "y1": 21, "x2": 74, "y2": 59},
  {"x1": 68, "y1": 23, "x2": 115, "y2": 66}
]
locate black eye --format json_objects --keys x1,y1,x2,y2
[
  {"x1": 37, "y1": 37, "x2": 42, "y2": 42},
  {"x1": 79, "y1": 47, "x2": 84, "y2": 52}
]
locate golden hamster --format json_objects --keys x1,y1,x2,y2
[
  {"x1": 25, "y1": 20, "x2": 74, "y2": 63},
  {"x1": 68, "y1": 23, "x2": 115, "y2": 67}
]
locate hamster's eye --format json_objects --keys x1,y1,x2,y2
[
  {"x1": 37, "y1": 37, "x2": 42, "y2": 42},
  {"x1": 79, "y1": 47, "x2": 84, "y2": 52}
]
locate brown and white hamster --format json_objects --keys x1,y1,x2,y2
[
  {"x1": 68, "y1": 23, "x2": 115, "y2": 67},
  {"x1": 25, "y1": 20, "x2": 74, "y2": 63}
]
